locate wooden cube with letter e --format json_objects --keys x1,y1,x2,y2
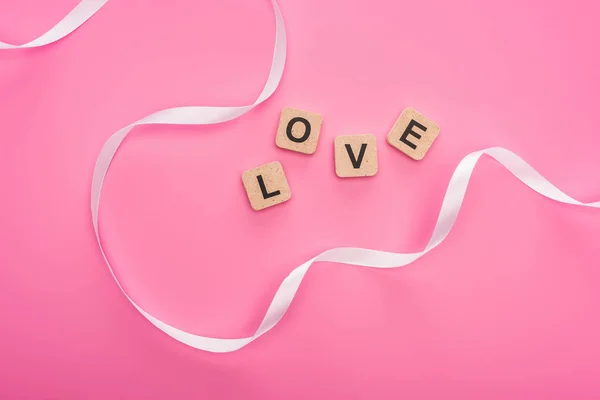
[{"x1": 387, "y1": 108, "x2": 440, "y2": 160}]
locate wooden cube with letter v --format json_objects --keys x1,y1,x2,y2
[
  {"x1": 387, "y1": 108, "x2": 440, "y2": 160},
  {"x1": 242, "y1": 161, "x2": 292, "y2": 211},
  {"x1": 334, "y1": 134, "x2": 378, "y2": 178}
]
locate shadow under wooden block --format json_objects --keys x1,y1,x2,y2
[
  {"x1": 387, "y1": 108, "x2": 440, "y2": 160},
  {"x1": 334, "y1": 134, "x2": 378, "y2": 178},
  {"x1": 242, "y1": 161, "x2": 292, "y2": 211},
  {"x1": 275, "y1": 107, "x2": 323, "y2": 154}
]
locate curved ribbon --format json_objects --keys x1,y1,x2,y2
[
  {"x1": 0, "y1": 0, "x2": 107, "y2": 50},
  {"x1": 94, "y1": 142, "x2": 600, "y2": 352},
  {"x1": 88, "y1": 0, "x2": 600, "y2": 352}
]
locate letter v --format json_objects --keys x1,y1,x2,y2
[{"x1": 345, "y1": 143, "x2": 368, "y2": 169}]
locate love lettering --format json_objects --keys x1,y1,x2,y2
[{"x1": 242, "y1": 107, "x2": 440, "y2": 211}]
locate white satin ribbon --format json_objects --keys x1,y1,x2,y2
[
  {"x1": 0, "y1": 0, "x2": 107, "y2": 49},
  {"x1": 94, "y1": 145, "x2": 600, "y2": 352},
  {"x1": 85, "y1": 0, "x2": 599, "y2": 352}
]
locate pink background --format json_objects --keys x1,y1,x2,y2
[{"x1": 2, "y1": 0, "x2": 600, "y2": 398}]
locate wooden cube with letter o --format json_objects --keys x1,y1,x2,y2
[{"x1": 275, "y1": 107, "x2": 323, "y2": 154}]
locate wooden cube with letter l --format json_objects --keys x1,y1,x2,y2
[
  {"x1": 387, "y1": 108, "x2": 440, "y2": 160},
  {"x1": 242, "y1": 161, "x2": 292, "y2": 211}
]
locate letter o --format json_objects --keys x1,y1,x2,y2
[{"x1": 286, "y1": 117, "x2": 311, "y2": 143}]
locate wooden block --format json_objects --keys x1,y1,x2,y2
[
  {"x1": 241, "y1": 161, "x2": 291, "y2": 211},
  {"x1": 386, "y1": 108, "x2": 440, "y2": 160},
  {"x1": 275, "y1": 107, "x2": 323, "y2": 154},
  {"x1": 334, "y1": 134, "x2": 378, "y2": 178}
]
